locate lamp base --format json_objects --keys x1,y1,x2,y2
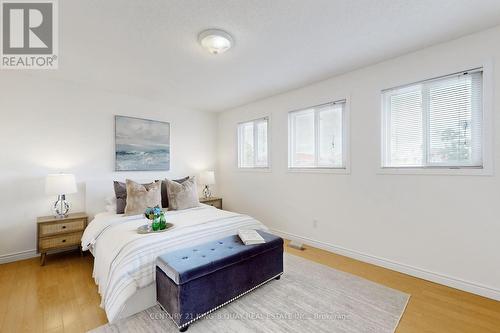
[
  {"x1": 53, "y1": 194, "x2": 70, "y2": 218},
  {"x1": 202, "y1": 185, "x2": 212, "y2": 199}
]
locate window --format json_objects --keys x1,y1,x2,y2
[
  {"x1": 382, "y1": 69, "x2": 483, "y2": 168},
  {"x1": 288, "y1": 100, "x2": 347, "y2": 169},
  {"x1": 237, "y1": 117, "x2": 269, "y2": 168}
]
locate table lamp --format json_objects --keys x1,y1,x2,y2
[
  {"x1": 45, "y1": 174, "x2": 77, "y2": 218},
  {"x1": 199, "y1": 171, "x2": 215, "y2": 198}
]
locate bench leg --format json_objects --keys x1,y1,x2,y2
[
  {"x1": 179, "y1": 325, "x2": 189, "y2": 332},
  {"x1": 275, "y1": 275, "x2": 281, "y2": 280}
]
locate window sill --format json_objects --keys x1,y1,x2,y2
[
  {"x1": 237, "y1": 167, "x2": 272, "y2": 173},
  {"x1": 377, "y1": 167, "x2": 493, "y2": 176},
  {"x1": 287, "y1": 167, "x2": 350, "y2": 174}
]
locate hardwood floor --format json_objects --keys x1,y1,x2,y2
[
  {"x1": 0, "y1": 251, "x2": 107, "y2": 333},
  {"x1": 1, "y1": 245, "x2": 499, "y2": 333}
]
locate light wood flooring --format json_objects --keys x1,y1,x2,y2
[{"x1": 0, "y1": 244, "x2": 499, "y2": 333}]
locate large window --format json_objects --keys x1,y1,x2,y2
[
  {"x1": 237, "y1": 117, "x2": 269, "y2": 168},
  {"x1": 288, "y1": 100, "x2": 347, "y2": 169},
  {"x1": 382, "y1": 69, "x2": 483, "y2": 168}
]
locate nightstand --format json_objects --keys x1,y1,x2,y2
[
  {"x1": 37, "y1": 212, "x2": 88, "y2": 266},
  {"x1": 199, "y1": 197, "x2": 222, "y2": 209}
]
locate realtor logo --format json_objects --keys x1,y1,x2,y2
[{"x1": 1, "y1": 0, "x2": 58, "y2": 69}]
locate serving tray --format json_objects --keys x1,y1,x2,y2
[{"x1": 137, "y1": 223, "x2": 174, "y2": 234}]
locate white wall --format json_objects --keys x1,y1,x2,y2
[
  {"x1": 217, "y1": 26, "x2": 500, "y2": 300},
  {"x1": 0, "y1": 73, "x2": 217, "y2": 262}
]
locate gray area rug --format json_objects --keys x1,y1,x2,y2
[{"x1": 89, "y1": 253, "x2": 409, "y2": 333}]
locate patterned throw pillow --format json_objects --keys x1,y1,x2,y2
[
  {"x1": 165, "y1": 177, "x2": 200, "y2": 210},
  {"x1": 114, "y1": 180, "x2": 155, "y2": 214},
  {"x1": 124, "y1": 179, "x2": 162, "y2": 215},
  {"x1": 162, "y1": 176, "x2": 189, "y2": 208},
  {"x1": 114, "y1": 177, "x2": 188, "y2": 213}
]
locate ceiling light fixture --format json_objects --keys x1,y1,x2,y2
[{"x1": 198, "y1": 29, "x2": 233, "y2": 55}]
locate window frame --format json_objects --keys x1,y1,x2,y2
[
  {"x1": 237, "y1": 116, "x2": 271, "y2": 170},
  {"x1": 379, "y1": 65, "x2": 493, "y2": 176},
  {"x1": 287, "y1": 99, "x2": 350, "y2": 173}
]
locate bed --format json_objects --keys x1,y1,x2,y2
[{"x1": 81, "y1": 204, "x2": 266, "y2": 323}]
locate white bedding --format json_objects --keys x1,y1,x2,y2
[{"x1": 81, "y1": 205, "x2": 266, "y2": 322}]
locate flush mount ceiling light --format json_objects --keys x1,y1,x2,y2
[{"x1": 198, "y1": 29, "x2": 233, "y2": 55}]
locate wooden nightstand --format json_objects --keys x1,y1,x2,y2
[
  {"x1": 37, "y1": 212, "x2": 88, "y2": 266},
  {"x1": 199, "y1": 197, "x2": 222, "y2": 209}
]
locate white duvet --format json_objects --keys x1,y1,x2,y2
[{"x1": 81, "y1": 205, "x2": 266, "y2": 322}]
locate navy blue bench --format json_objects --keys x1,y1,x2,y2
[{"x1": 156, "y1": 230, "x2": 283, "y2": 331}]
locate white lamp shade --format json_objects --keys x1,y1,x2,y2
[
  {"x1": 45, "y1": 174, "x2": 77, "y2": 195},
  {"x1": 199, "y1": 171, "x2": 215, "y2": 185}
]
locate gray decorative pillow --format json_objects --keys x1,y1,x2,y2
[
  {"x1": 124, "y1": 179, "x2": 162, "y2": 215},
  {"x1": 165, "y1": 177, "x2": 200, "y2": 210},
  {"x1": 114, "y1": 180, "x2": 156, "y2": 214},
  {"x1": 113, "y1": 180, "x2": 128, "y2": 214}
]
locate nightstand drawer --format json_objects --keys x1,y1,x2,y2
[
  {"x1": 39, "y1": 231, "x2": 83, "y2": 251},
  {"x1": 39, "y1": 219, "x2": 86, "y2": 236},
  {"x1": 37, "y1": 212, "x2": 88, "y2": 265}
]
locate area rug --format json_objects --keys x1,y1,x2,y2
[{"x1": 89, "y1": 253, "x2": 409, "y2": 333}]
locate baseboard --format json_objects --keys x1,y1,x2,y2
[
  {"x1": 0, "y1": 249, "x2": 38, "y2": 264},
  {"x1": 271, "y1": 228, "x2": 500, "y2": 302}
]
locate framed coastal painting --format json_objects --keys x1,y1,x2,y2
[{"x1": 115, "y1": 115, "x2": 170, "y2": 171}]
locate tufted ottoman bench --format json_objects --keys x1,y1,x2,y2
[{"x1": 156, "y1": 230, "x2": 283, "y2": 331}]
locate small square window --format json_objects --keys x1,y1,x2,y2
[{"x1": 237, "y1": 117, "x2": 269, "y2": 169}]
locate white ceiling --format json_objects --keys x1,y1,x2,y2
[{"x1": 31, "y1": 0, "x2": 500, "y2": 111}]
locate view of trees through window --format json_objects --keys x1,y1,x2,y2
[{"x1": 383, "y1": 70, "x2": 482, "y2": 168}]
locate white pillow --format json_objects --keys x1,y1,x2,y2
[{"x1": 105, "y1": 195, "x2": 117, "y2": 213}]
